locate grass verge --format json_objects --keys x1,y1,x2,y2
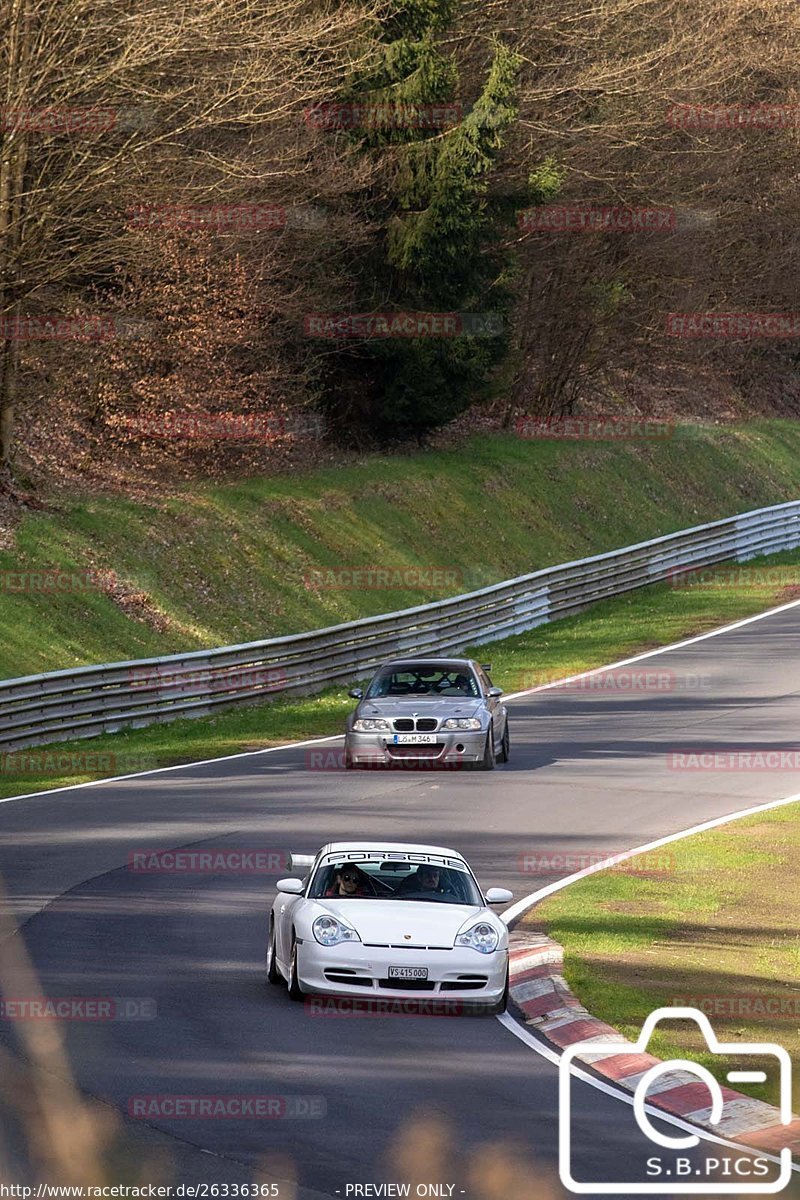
[
  {"x1": 4, "y1": 420, "x2": 800, "y2": 679},
  {"x1": 3, "y1": 549, "x2": 800, "y2": 806},
  {"x1": 522, "y1": 802, "x2": 800, "y2": 1112}
]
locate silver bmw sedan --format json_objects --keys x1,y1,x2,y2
[{"x1": 343, "y1": 658, "x2": 509, "y2": 770}]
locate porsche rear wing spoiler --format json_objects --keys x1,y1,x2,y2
[{"x1": 289, "y1": 853, "x2": 316, "y2": 871}]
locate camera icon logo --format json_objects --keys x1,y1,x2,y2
[{"x1": 559, "y1": 1006, "x2": 793, "y2": 1193}]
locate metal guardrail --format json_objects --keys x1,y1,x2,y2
[{"x1": 2, "y1": 500, "x2": 800, "y2": 751}]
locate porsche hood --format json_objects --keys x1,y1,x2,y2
[{"x1": 313, "y1": 900, "x2": 501, "y2": 946}]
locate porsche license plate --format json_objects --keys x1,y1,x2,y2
[
  {"x1": 388, "y1": 966, "x2": 429, "y2": 980},
  {"x1": 392, "y1": 734, "x2": 436, "y2": 744}
]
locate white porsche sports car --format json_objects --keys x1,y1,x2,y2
[{"x1": 266, "y1": 842, "x2": 513, "y2": 1012}]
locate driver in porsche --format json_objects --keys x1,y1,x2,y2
[{"x1": 395, "y1": 863, "x2": 452, "y2": 895}]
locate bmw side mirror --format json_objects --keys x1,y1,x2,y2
[
  {"x1": 348, "y1": 688, "x2": 363, "y2": 699},
  {"x1": 276, "y1": 878, "x2": 305, "y2": 895},
  {"x1": 487, "y1": 687, "x2": 503, "y2": 698},
  {"x1": 485, "y1": 887, "x2": 513, "y2": 904}
]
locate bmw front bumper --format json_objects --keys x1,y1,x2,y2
[{"x1": 344, "y1": 729, "x2": 487, "y2": 768}]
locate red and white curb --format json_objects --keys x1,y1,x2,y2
[{"x1": 508, "y1": 929, "x2": 800, "y2": 1157}]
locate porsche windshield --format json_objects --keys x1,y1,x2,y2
[
  {"x1": 366, "y1": 664, "x2": 480, "y2": 699},
  {"x1": 310, "y1": 857, "x2": 483, "y2": 904}
]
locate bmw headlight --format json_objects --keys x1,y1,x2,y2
[
  {"x1": 455, "y1": 922, "x2": 499, "y2": 954},
  {"x1": 352, "y1": 718, "x2": 391, "y2": 732},
  {"x1": 442, "y1": 717, "x2": 482, "y2": 731},
  {"x1": 313, "y1": 915, "x2": 361, "y2": 947}
]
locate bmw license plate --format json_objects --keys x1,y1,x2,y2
[
  {"x1": 388, "y1": 966, "x2": 428, "y2": 980},
  {"x1": 392, "y1": 734, "x2": 435, "y2": 744}
]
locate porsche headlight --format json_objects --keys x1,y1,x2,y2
[
  {"x1": 352, "y1": 718, "x2": 391, "y2": 732},
  {"x1": 455, "y1": 922, "x2": 499, "y2": 954},
  {"x1": 442, "y1": 718, "x2": 482, "y2": 731},
  {"x1": 313, "y1": 915, "x2": 361, "y2": 947}
]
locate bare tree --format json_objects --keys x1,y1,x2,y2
[
  {"x1": 469, "y1": 0, "x2": 800, "y2": 418},
  {"x1": 0, "y1": 0, "x2": 379, "y2": 472}
]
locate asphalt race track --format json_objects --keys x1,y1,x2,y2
[{"x1": 3, "y1": 602, "x2": 800, "y2": 1197}]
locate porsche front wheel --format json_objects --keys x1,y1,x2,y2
[
  {"x1": 266, "y1": 921, "x2": 282, "y2": 986},
  {"x1": 288, "y1": 937, "x2": 304, "y2": 1001}
]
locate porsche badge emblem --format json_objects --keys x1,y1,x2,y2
[{"x1": 403, "y1": 934, "x2": 412, "y2": 940}]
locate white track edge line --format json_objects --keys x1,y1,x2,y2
[
  {"x1": 501, "y1": 593, "x2": 800, "y2": 702},
  {"x1": 498, "y1": 785, "x2": 800, "y2": 1172},
  {"x1": 502, "y1": 786, "x2": 800, "y2": 923},
  {"x1": 5, "y1": 577, "x2": 800, "y2": 1169},
  {"x1": 3, "y1": 590, "x2": 800, "y2": 810},
  {"x1": 4, "y1": 588, "x2": 800, "y2": 806},
  {"x1": 0, "y1": 734, "x2": 343, "y2": 806},
  {"x1": 495, "y1": 1013, "x2": 795, "y2": 1172},
  {"x1": 496, "y1": 593, "x2": 800, "y2": 1170}
]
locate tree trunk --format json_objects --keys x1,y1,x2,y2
[
  {"x1": 0, "y1": 0, "x2": 31, "y2": 468},
  {"x1": 502, "y1": 264, "x2": 539, "y2": 427},
  {"x1": 0, "y1": 328, "x2": 20, "y2": 466}
]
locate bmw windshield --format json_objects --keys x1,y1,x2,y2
[{"x1": 365, "y1": 664, "x2": 481, "y2": 700}]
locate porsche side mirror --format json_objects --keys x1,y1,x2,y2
[
  {"x1": 487, "y1": 687, "x2": 503, "y2": 698},
  {"x1": 348, "y1": 688, "x2": 363, "y2": 699},
  {"x1": 276, "y1": 878, "x2": 305, "y2": 895},
  {"x1": 485, "y1": 887, "x2": 513, "y2": 904}
]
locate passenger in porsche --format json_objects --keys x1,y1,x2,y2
[{"x1": 324, "y1": 863, "x2": 377, "y2": 897}]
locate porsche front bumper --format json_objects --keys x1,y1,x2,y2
[{"x1": 295, "y1": 939, "x2": 508, "y2": 1004}]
